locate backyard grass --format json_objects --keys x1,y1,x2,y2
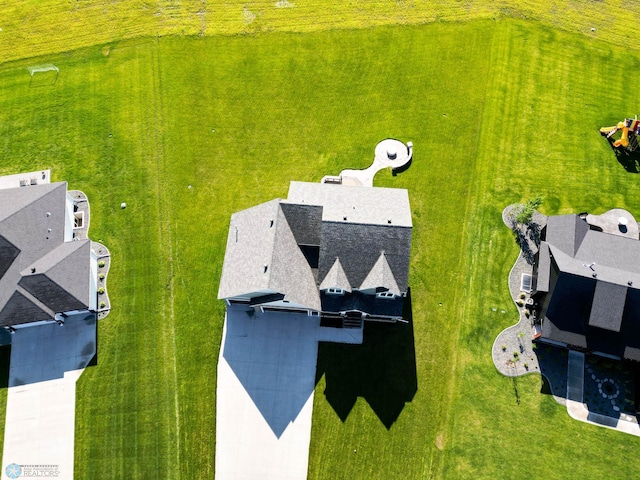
[{"x1": 1, "y1": 10, "x2": 640, "y2": 480}]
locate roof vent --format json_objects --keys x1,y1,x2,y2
[
  {"x1": 46, "y1": 212, "x2": 51, "y2": 217},
  {"x1": 264, "y1": 264, "x2": 268, "y2": 273},
  {"x1": 387, "y1": 219, "x2": 392, "y2": 224},
  {"x1": 31, "y1": 267, "x2": 36, "y2": 273},
  {"x1": 343, "y1": 216, "x2": 347, "y2": 221},
  {"x1": 592, "y1": 273, "x2": 597, "y2": 278},
  {"x1": 270, "y1": 219, "x2": 274, "y2": 228},
  {"x1": 629, "y1": 281, "x2": 633, "y2": 286}
]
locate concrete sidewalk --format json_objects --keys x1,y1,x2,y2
[{"x1": 2, "y1": 313, "x2": 96, "y2": 480}]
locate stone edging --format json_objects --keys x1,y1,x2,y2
[
  {"x1": 492, "y1": 205, "x2": 566, "y2": 402},
  {"x1": 93, "y1": 241, "x2": 111, "y2": 319}
]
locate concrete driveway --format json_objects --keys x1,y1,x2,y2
[
  {"x1": 215, "y1": 305, "x2": 361, "y2": 480},
  {"x1": 2, "y1": 313, "x2": 96, "y2": 480}
]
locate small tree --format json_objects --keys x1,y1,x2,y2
[{"x1": 514, "y1": 196, "x2": 543, "y2": 225}]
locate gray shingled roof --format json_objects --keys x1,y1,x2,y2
[
  {"x1": 317, "y1": 222, "x2": 411, "y2": 293},
  {"x1": 535, "y1": 242, "x2": 551, "y2": 292},
  {"x1": 359, "y1": 252, "x2": 401, "y2": 295},
  {"x1": 545, "y1": 214, "x2": 589, "y2": 256},
  {"x1": 0, "y1": 182, "x2": 92, "y2": 326},
  {"x1": 280, "y1": 203, "x2": 322, "y2": 247},
  {"x1": 218, "y1": 181, "x2": 412, "y2": 314},
  {"x1": 19, "y1": 240, "x2": 91, "y2": 313},
  {"x1": 588, "y1": 281, "x2": 626, "y2": 332},
  {"x1": 286, "y1": 181, "x2": 412, "y2": 227},
  {"x1": 319, "y1": 258, "x2": 352, "y2": 292},
  {"x1": 217, "y1": 199, "x2": 321, "y2": 310},
  {"x1": 539, "y1": 212, "x2": 640, "y2": 359},
  {"x1": 576, "y1": 231, "x2": 640, "y2": 275}
]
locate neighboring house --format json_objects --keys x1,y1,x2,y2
[
  {"x1": 533, "y1": 209, "x2": 640, "y2": 361},
  {"x1": 0, "y1": 170, "x2": 109, "y2": 336},
  {"x1": 218, "y1": 181, "x2": 412, "y2": 327}
]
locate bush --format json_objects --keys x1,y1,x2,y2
[
  {"x1": 519, "y1": 292, "x2": 526, "y2": 299},
  {"x1": 98, "y1": 287, "x2": 105, "y2": 294},
  {"x1": 99, "y1": 301, "x2": 106, "y2": 308},
  {"x1": 516, "y1": 299, "x2": 524, "y2": 307},
  {"x1": 99, "y1": 273, "x2": 105, "y2": 280},
  {"x1": 502, "y1": 344, "x2": 506, "y2": 351},
  {"x1": 98, "y1": 260, "x2": 105, "y2": 268},
  {"x1": 514, "y1": 196, "x2": 543, "y2": 225}
]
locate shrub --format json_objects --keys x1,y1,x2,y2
[
  {"x1": 99, "y1": 301, "x2": 106, "y2": 308},
  {"x1": 98, "y1": 260, "x2": 105, "y2": 268},
  {"x1": 524, "y1": 363, "x2": 529, "y2": 370},
  {"x1": 513, "y1": 351, "x2": 519, "y2": 359},
  {"x1": 516, "y1": 299, "x2": 524, "y2": 307},
  {"x1": 98, "y1": 287, "x2": 105, "y2": 294},
  {"x1": 514, "y1": 196, "x2": 543, "y2": 225},
  {"x1": 502, "y1": 344, "x2": 506, "y2": 351},
  {"x1": 99, "y1": 273, "x2": 105, "y2": 280},
  {"x1": 519, "y1": 292, "x2": 526, "y2": 299}
]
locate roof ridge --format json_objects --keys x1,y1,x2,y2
[
  {"x1": 264, "y1": 201, "x2": 285, "y2": 286},
  {"x1": 15, "y1": 284, "x2": 56, "y2": 318}
]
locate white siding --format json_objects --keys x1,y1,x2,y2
[{"x1": 64, "y1": 194, "x2": 74, "y2": 242}]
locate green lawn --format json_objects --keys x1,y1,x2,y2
[
  {"x1": 2, "y1": 11, "x2": 640, "y2": 480},
  {"x1": 4, "y1": 0, "x2": 640, "y2": 65}
]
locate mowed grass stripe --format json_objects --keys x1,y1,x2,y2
[
  {"x1": 2, "y1": 18, "x2": 640, "y2": 480},
  {"x1": 45, "y1": 43, "x2": 181, "y2": 478},
  {"x1": 441, "y1": 21, "x2": 640, "y2": 479}
]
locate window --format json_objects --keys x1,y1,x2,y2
[
  {"x1": 376, "y1": 291, "x2": 396, "y2": 299},
  {"x1": 327, "y1": 288, "x2": 344, "y2": 295},
  {"x1": 73, "y1": 211, "x2": 84, "y2": 229}
]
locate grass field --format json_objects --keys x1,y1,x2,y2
[
  {"x1": 4, "y1": 0, "x2": 640, "y2": 64},
  {"x1": 2, "y1": 5, "x2": 640, "y2": 480}
]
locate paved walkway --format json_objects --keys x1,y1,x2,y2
[
  {"x1": 566, "y1": 351, "x2": 640, "y2": 435},
  {"x1": 322, "y1": 139, "x2": 412, "y2": 187},
  {"x1": 215, "y1": 305, "x2": 362, "y2": 480},
  {"x1": 2, "y1": 313, "x2": 96, "y2": 480}
]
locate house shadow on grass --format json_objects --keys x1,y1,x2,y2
[
  {"x1": 0, "y1": 345, "x2": 10, "y2": 389},
  {"x1": 315, "y1": 291, "x2": 417, "y2": 429},
  {"x1": 536, "y1": 344, "x2": 568, "y2": 401}
]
